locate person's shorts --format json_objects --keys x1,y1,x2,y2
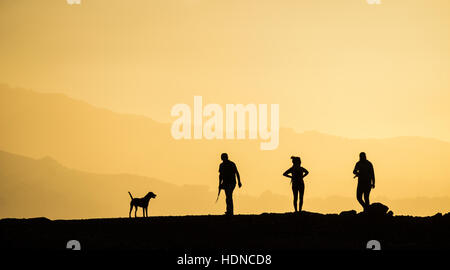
[
  {"x1": 357, "y1": 180, "x2": 371, "y2": 193},
  {"x1": 291, "y1": 179, "x2": 305, "y2": 191},
  {"x1": 222, "y1": 181, "x2": 236, "y2": 190}
]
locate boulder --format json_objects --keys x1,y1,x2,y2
[
  {"x1": 339, "y1": 210, "x2": 357, "y2": 217},
  {"x1": 364, "y1": 203, "x2": 392, "y2": 217},
  {"x1": 432, "y1": 213, "x2": 443, "y2": 218}
]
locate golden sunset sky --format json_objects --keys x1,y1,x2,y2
[{"x1": 1, "y1": 0, "x2": 449, "y2": 140}]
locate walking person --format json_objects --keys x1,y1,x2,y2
[{"x1": 218, "y1": 153, "x2": 242, "y2": 216}]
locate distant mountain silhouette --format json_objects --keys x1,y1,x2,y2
[{"x1": 1, "y1": 85, "x2": 450, "y2": 216}]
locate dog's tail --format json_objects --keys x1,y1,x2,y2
[{"x1": 128, "y1": 191, "x2": 133, "y2": 199}]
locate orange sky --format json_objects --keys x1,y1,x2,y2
[{"x1": 1, "y1": 0, "x2": 449, "y2": 141}]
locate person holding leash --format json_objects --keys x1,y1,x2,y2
[{"x1": 218, "y1": 153, "x2": 242, "y2": 216}]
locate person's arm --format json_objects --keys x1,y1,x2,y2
[
  {"x1": 218, "y1": 166, "x2": 223, "y2": 187},
  {"x1": 353, "y1": 163, "x2": 359, "y2": 178},
  {"x1": 370, "y1": 163, "x2": 375, "y2": 188},
  {"x1": 235, "y1": 165, "x2": 242, "y2": 188},
  {"x1": 283, "y1": 168, "x2": 292, "y2": 179},
  {"x1": 303, "y1": 168, "x2": 309, "y2": 178}
]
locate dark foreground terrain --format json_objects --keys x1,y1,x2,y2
[{"x1": 1, "y1": 211, "x2": 450, "y2": 252}]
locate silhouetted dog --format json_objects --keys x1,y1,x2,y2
[{"x1": 128, "y1": 191, "x2": 157, "y2": 218}]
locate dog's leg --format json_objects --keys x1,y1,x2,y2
[
  {"x1": 129, "y1": 204, "x2": 133, "y2": 218},
  {"x1": 135, "y1": 206, "x2": 137, "y2": 218},
  {"x1": 145, "y1": 207, "x2": 148, "y2": 217},
  {"x1": 143, "y1": 208, "x2": 145, "y2": 217}
]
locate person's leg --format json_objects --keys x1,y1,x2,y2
[
  {"x1": 225, "y1": 188, "x2": 232, "y2": 214},
  {"x1": 292, "y1": 185, "x2": 298, "y2": 212},
  {"x1": 298, "y1": 182, "x2": 305, "y2": 213},
  {"x1": 363, "y1": 187, "x2": 371, "y2": 209},
  {"x1": 225, "y1": 186, "x2": 235, "y2": 215},
  {"x1": 356, "y1": 184, "x2": 366, "y2": 211}
]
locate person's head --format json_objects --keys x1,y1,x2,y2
[
  {"x1": 291, "y1": 156, "x2": 301, "y2": 166},
  {"x1": 221, "y1": 153, "x2": 229, "y2": 161},
  {"x1": 359, "y1": 152, "x2": 367, "y2": 161}
]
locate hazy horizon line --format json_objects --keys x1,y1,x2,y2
[
  {"x1": 2, "y1": 148, "x2": 450, "y2": 202},
  {"x1": 2, "y1": 82, "x2": 450, "y2": 143}
]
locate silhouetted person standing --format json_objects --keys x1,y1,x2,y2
[
  {"x1": 283, "y1": 156, "x2": 309, "y2": 213},
  {"x1": 219, "y1": 153, "x2": 242, "y2": 216},
  {"x1": 353, "y1": 152, "x2": 375, "y2": 211}
]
